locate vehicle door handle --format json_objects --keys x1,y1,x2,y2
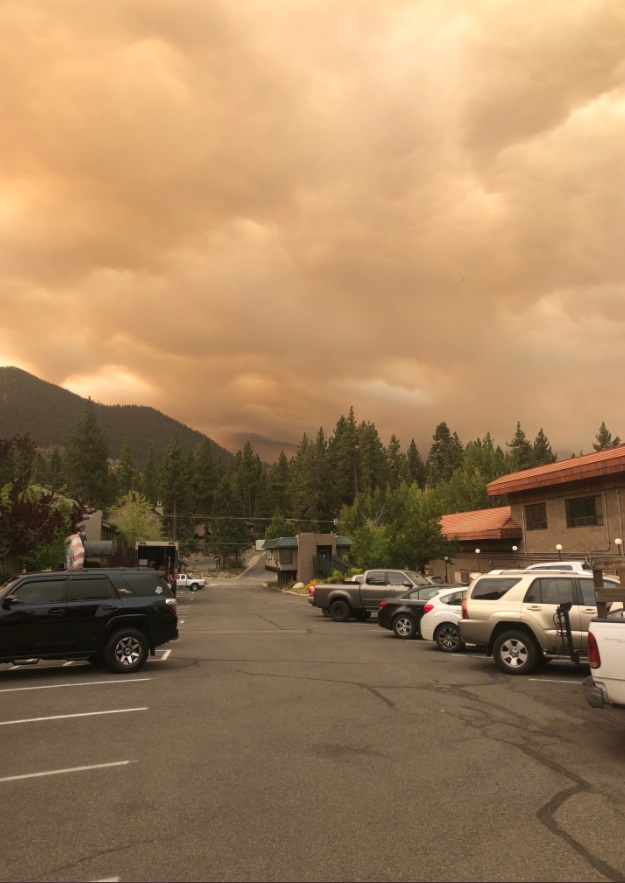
[
  {"x1": 48, "y1": 608, "x2": 65, "y2": 616},
  {"x1": 583, "y1": 608, "x2": 596, "y2": 613},
  {"x1": 527, "y1": 605, "x2": 542, "y2": 610},
  {"x1": 102, "y1": 605, "x2": 117, "y2": 610}
]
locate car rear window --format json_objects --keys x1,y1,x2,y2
[
  {"x1": 470, "y1": 577, "x2": 521, "y2": 601},
  {"x1": 119, "y1": 572, "x2": 172, "y2": 596}
]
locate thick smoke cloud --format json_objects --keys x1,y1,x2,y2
[{"x1": 1, "y1": 0, "x2": 624, "y2": 460}]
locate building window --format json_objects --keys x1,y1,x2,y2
[
  {"x1": 525, "y1": 502, "x2": 547, "y2": 530},
  {"x1": 566, "y1": 495, "x2": 603, "y2": 528},
  {"x1": 279, "y1": 549, "x2": 293, "y2": 565}
]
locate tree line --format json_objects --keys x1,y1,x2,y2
[{"x1": 0, "y1": 400, "x2": 621, "y2": 574}]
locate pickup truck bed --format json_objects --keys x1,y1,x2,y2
[{"x1": 584, "y1": 609, "x2": 625, "y2": 710}]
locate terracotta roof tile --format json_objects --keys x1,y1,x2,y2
[
  {"x1": 440, "y1": 506, "x2": 522, "y2": 542},
  {"x1": 487, "y1": 444, "x2": 625, "y2": 496}
]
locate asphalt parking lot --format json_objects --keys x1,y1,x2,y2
[{"x1": 1, "y1": 574, "x2": 625, "y2": 883}]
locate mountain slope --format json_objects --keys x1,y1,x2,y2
[{"x1": 0, "y1": 367, "x2": 233, "y2": 466}]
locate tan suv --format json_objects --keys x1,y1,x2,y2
[{"x1": 459, "y1": 570, "x2": 620, "y2": 675}]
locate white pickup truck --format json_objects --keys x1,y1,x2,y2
[
  {"x1": 175, "y1": 573, "x2": 206, "y2": 592},
  {"x1": 584, "y1": 609, "x2": 625, "y2": 711}
]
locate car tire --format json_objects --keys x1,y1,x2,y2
[
  {"x1": 189, "y1": 583, "x2": 200, "y2": 592},
  {"x1": 103, "y1": 628, "x2": 149, "y2": 674},
  {"x1": 330, "y1": 600, "x2": 351, "y2": 622},
  {"x1": 434, "y1": 623, "x2": 464, "y2": 653},
  {"x1": 493, "y1": 630, "x2": 539, "y2": 675},
  {"x1": 392, "y1": 614, "x2": 417, "y2": 640}
]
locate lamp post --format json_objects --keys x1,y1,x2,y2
[
  {"x1": 512, "y1": 545, "x2": 518, "y2": 568},
  {"x1": 615, "y1": 538, "x2": 623, "y2": 556},
  {"x1": 556, "y1": 543, "x2": 562, "y2": 561},
  {"x1": 444, "y1": 556, "x2": 450, "y2": 581},
  {"x1": 475, "y1": 548, "x2": 481, "y2": 572}
]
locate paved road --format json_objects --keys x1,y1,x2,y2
[{"x1": 1, "y1": 559, "x2": 624, "y2": 882}]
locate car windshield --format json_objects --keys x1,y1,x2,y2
[{"x1": 405, "y1": 571, "x2": 431, "y2": 586}]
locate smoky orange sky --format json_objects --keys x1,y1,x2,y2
[{"x1": 1, "y1": 0, "x2": 624, "y2": 462}]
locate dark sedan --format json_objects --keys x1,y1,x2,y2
[{"x1": 377, "y1": 586, "x2": 444, "y2": 639}]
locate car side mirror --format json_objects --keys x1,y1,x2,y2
[
  {"x1": 2, "y1": 595, "x2": 17, "y2": 608},
  {"x1": 403, "y1": 580, "x2": 412, "y2": 588}
]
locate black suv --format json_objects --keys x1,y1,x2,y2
[{"x1": 0, "y1": 568, "x2": 178, "y2": 674}]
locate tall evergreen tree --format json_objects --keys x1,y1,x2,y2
[
  {"x1": 532, "y1": 428, "x2": 557, "y2": 466},
  {"x1": 426, "y1": 422, "x2": 464, "y2": 486},
  {"x1": 116, "y1": 436, "x2": 136, "y2": 497},
  {"x1": 48, "y1": 447, "x2": 64, "y2": 492},
  {"x1": 141, "y1": 446, "x2": 161, "y2": 506},
  {"x1": 406, "y1": 440, "x2": 426, "y2": 489},
  {"x1": 593, "y1": 422, "x2": 622, "y2": 451},
  {"x1": 385, "y1": 435, "x2": 407, "y2": 490},
  {"x1": 327, "y1": 407, "x2": 360, "y2": 510},
  {"x1": 266, "y1": 451, "x2": 291, "y2": 516},
  {"x1": 233, "y1": 442, "x2": 263, "y2": 519},
  {"x1": 210, "y1": 476, "x2": 250, "y2": 566},
  {"x1": 64, "y1": 399, "x2": 112, "y2": 507},
  {"x1": 357, "y1": 420, "x2": 387, "y2": 496},
  {"x1": 190, "y1": 439, "x2": 224, "y2": 552},
  {"x1": 507, "y1": 422, "x2": 534, "y2": 472},
  {"x1": 160, "y1": 436, "x2": 190, "y2": 539}
]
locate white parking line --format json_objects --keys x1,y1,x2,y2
[
  {"x1": 158, "y1": 649, "x2": 171, "y2": 661},
  {"x1": 0, "y1": 707, "x2": 148, "y2": 727},
  {"x1": 0, "y1": 678, "x2": 152, "y2": 694},
  {"x1": 0, "y1": 761, "x2": 137, "y2": 783}
]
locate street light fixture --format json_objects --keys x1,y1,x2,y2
[
  {"x1": 475, "y1": 548, "x2": 481, "y2": 572},
  {"x1": 615, "y1": 538, "x2": 623, "y2": 556},
  {"x1": 556, "y1": 543, "x2": 563, "y2": 561}
]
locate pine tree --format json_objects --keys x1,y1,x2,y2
[
  {"x1": 327, "y1": 408, "x2": 360, "y2": 510},
  {"x1": 210, "y1": 476, "x2": 250, "y2": 566},
  {"x1": 385, "y1": 435, "x2": 405, "y2": 490},
  {"x1": 160, "y1": 436, "x2": 190, "y2": 539},
  {"x1": 48, "y1": 447, "x2": 64, "y2": 492},
  {"x1": 357, "y1": 421, "x2": 387, "y2": 495},
  {"x1": 140, "y1": 446, "x2": 161, "y2": 506},
  {"x1": 266, "y1": 451, "x2": 291, "y2": 516},
  {"x1": 533, "y1": 428, "x2": 557, "y2": 466},
  {"x1": 593, "y1": 422, "x2": 622, "y2": 451},
  {"x1": 190, "y1": 439, "x2": 224, "y2": 552},
  {"x1": 406, "y1": 440, "x2": 426, "y2": 489},
  {"x1": 116, "y1": 436, "x2": 136, "y2": 497},
  {"x1": 507, "y1": 422, "x2": 534, "y2": 472},
  {"x1": 426, "y1": 422, "x2": 464, "y2": 486},
  {"x1": 64, "y1": 399, "x2": 112, "y2": 507},
  {"x1": 233, "y1": 442, "x2": 263, "y2": 519}
]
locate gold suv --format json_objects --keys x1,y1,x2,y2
[{"x1": 459, "y1": 570, "x2": 620, "y2": 675}]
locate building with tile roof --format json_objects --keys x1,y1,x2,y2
[{"x1": 485, "y1": 444, "x2": 625, "y2": 565}]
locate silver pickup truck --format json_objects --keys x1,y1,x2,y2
[{"x1": 308, "y1": 569, "x2": 446, "y2": 622}]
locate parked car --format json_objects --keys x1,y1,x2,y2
[
  {"x1": 0, "y1": 568, "x2": 178, "y2": 674},
  {"x1": 309, "y1": 569, "x2": 457, "y2": 622},
  {"x1": 377, "y1": 585, "x2": 445, "y2": 639},
  {"x1": 459, "y1": 569, "x2": 621, "y2": 675},
  {"x1": 420, "y1": 587, "x2": 468, "y2": 652},
  {"x1": 175, "y1": 572, "x2": 205, "y2": 592},
  {"x1": 525, "y1": 560, "x2": 592, "y2": 574}
]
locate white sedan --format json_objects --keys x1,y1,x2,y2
[{"x1": 420, "y1": 587, "x2": 468, "y2": 653}]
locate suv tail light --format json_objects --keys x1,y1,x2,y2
[
  {"x1": 588, "y1": 631, "x2": 601, "y2": 669},
  {"x1": 461, "y1": 598, "x2": 468, "y2": 619},
  {"x1": 379, "y1": 601, "x2": 387, "y2": 609},
  {"x1": 423, "y1": 603, "x2": 435, "y2": 614},
  {"x1": 308, "y1": 585, "x2": 316, "y2": 599},
  {"x1": 166, "y1": 598, "x2": 177, "y2": 615}
]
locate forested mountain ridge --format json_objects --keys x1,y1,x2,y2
[{"x1": 0, "y1": 367, "x2": 232, "y2": 466}]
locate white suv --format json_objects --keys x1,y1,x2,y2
[
  {"x1": 460, "y1": 569, "x2": 620, "y2": 675},
  {"x1": 524, "y1": 560, "x2": 591, "y2": 574}
]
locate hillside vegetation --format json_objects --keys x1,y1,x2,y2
[{"x1": 0, "y1": 367, "x2": 232, "y2": 466}]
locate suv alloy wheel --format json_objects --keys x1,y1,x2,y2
[
  {"x1": 104, "y1": 628, "x2": 150, "y2": 674},
  {"x1": 493, "y1": 630, "x2": 540, "y2": 675}
]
